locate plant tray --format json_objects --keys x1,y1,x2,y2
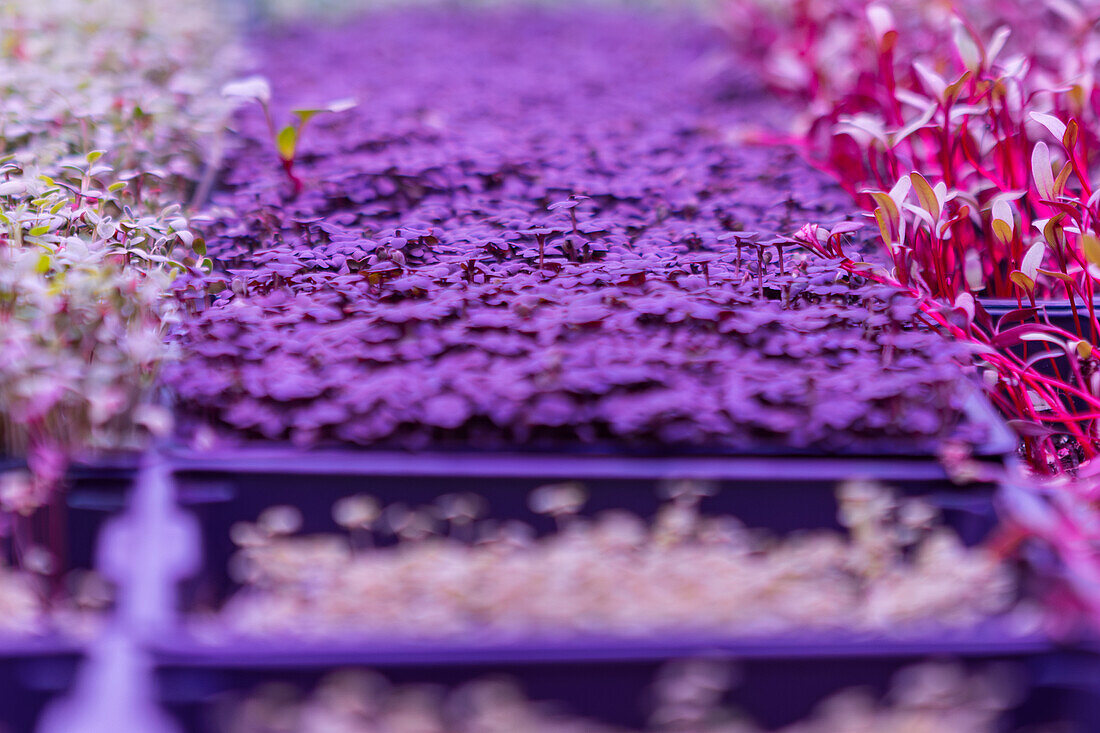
[
  {"x1": 0, "y1": 637, "x2": 83, "y2": 733},
  {"x1": 149, "y1": 629, "x2": 1098, "y2": 732}
]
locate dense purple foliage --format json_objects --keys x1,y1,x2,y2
[{"x1": 168, "y1": 7, "x2": 986, "y2": 453}]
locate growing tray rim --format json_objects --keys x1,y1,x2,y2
[
  {"x1": 0, "y1": 635, "x2": 85, "y2": 660},
  {"x1": 166, "y1": 449, "x2": 983, "y2": 485},
  {"x1": 981, "y1": 297, "x2": 1100, "y2": 317},
  {"x1": 148, "y1": 624, "x2": 1058, "y2": 669},
  {"x1": 0, "y1": 451, "x2": 142, "y2": 479},
  {"x1": 164, "y1": 377, "x2": 1016, "y2": 468},
  {"x1": 164, "y1": 392, "x2": 1016, "y2": 479}
]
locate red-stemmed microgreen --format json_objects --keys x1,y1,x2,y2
[{"x1": 222, "y1": 76, "x2": 356, "y2": 197}]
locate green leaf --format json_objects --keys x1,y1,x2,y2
[
  {"x1": 1043, "y1": 214, "x2": 1067, "y2": 249},
  {"x1": 292, "y1": 109, "x2": 323, "y2": 125},
  {"x1": 326, "y1": 98, "x2": 357, "y2": 113},
  {"x1": 954, "y1": 292, "x2": 975, "y2": 323},
  {"x1": 1064, "y1": 119, "x2": 1079, "y2": 151},
  {"x1": 35, "y1": 254, "x2": 50, "y2": 273},
  {"x1": 1032, "y1": 142, "x2": 1055, "y2": 200},
  {"x1": 873, "y1": 208, "x2": 893, "y2": 246},
  {"x1": 867, "y1": 191, "x2": 899, "y2": 223},
  {"x1": 295, "y1": 98, "x2": 357, "y2": 123},
  {"x1": 866, "y1": 189, "x2": 902, "y2": 224},
  {"x1": 85, "y1": 150, "x2": 106, "y2": 164},
  {"x1": 1083, "y1": 233, "x2": 1100, "y2": 266},
  {"x1": 29, "y1": 225, "x2": 50, "y2": 236},
  {"x1": 990, "y1": 198, "x2": 1014, "y2": 244},
  {"x1": 1009, "y1": 270, "x2": 1035, "y2": 292},
  {"x1": 221, "y1": 76, "x2": 272, "y2": 104},
  {"x1": 965, "y1": 250, "x2": 984, "y2": 291},
  {"x1": 942, "y1": 71, "x2": 972, "y2": 104},
  {"x1": 1020, "y1": 242, "x2": 1045, "y2": 282},
  {"x1": 275, "y1": 125, "x2": 297, "y2": 162},
  {"x1": 1037, "y1": 268, "x2": 1074, "y2": 283},
  {"x1": 193, "y1": 237, "x2": 207, "y2": 257},
  {"x1": 866, "y1": 4, "x2": 895, "y2": 44},
  {"x1": 951, "y1": 17, "x2": 981, "y2": 71},
  {"x1": 1029, "y1": 112, "x2": 1067, "y2": 142},
  {"x1": 1053, "y1": 160, "x2": 1073, "y2": 198},
  {"x1": 1021, "y1": 332, "x2": 1065, "y2": 347},
  {"x1": 912, "y1": 61, "x2": 947, "y2": 100},
  {"x1": 891, "y1": 104, "x2": 936, "y2": 147},
  {"x1": 986, "y1": 26, "x2": 1011, "y2": 66},
  {"x1": 108, "y1": 181, "x2": 127, "y2": 192},
  {"x1": 910, "y1": 172, "x2": 940, "y2": 222}
]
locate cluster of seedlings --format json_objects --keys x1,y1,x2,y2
[
  {"x1": 223, "y1": 660, "x2": 1020, "y2": 733},
  {"x1": 727, "y1": 0, "x2": 1100, "y2": 468},
  {"x1": 214, "y1": 480, "x2": 1016, "y2": 639},
  {"x1": 170, "y1": 8, "x2": 987, "y2": 455},
  {"x1": 0, "y1": 0, "x2": 240, "y2": 629},
  {"x1": 0, "y1": 0, "x2": 239, "y2": 480}
]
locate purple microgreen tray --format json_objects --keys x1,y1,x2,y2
[{"x1": 169, "y1": 6, "x2": 992, "y2": 460}]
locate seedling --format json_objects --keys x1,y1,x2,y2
[{"x1": 222, "y1": 76, "x2": 356, "y2": 196}]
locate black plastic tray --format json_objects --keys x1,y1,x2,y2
[
  {"x1": 0, "y1": 452, "x2": 138, "y2": 577},
  {"x1": 148, "y1": 387, "x2": 1032, "y2": 731},
  {"x1": 65, "y1": 454, "x2": 142, "y2": 571},
  {"x1": 166, "y1": 449, "x2": 1003, "y2": 611},
  {"x1": 982, "y1": 298, "x2": 1097, "y2": 336},
  {"x1": 0, "y1": 637, "x2": 83, "y2": 732},
  {"x1": 0, "y1": 456, "x2": 128, "y2": 731},
  {"x1": 163, "y1": 382, "x2": 1015, "y2": 612},
  {"x1": 150, "y1": 630, "x2": 1099, "y2": 732},
  {"x1": 982, "y1": 297, "x2": 1100, "y2": 403}
]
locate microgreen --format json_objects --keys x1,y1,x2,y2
[{"x1": 223, "y1": 76, "x2": 356, "y2": 197}]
